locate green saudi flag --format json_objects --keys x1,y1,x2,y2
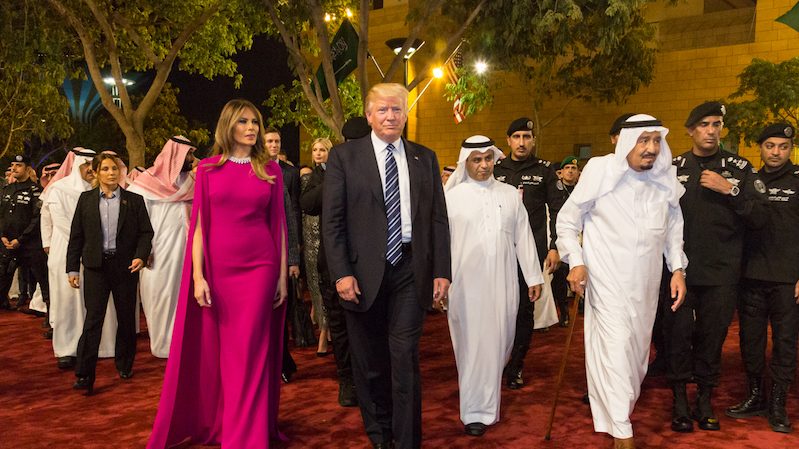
[{"x1": 776, "y1": 1, "x2": 799, "y2": 33}]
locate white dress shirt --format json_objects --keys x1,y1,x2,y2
[{"x1": 371, "y1": 131, "x2": 412, "y2": 243}]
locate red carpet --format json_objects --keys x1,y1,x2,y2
[{"x1": 1, "y1": 307, "x2": 797, "y2": 449}]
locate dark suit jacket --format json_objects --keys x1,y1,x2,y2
[
  {"x1": 66, "y1": 187, "x2": 154, "y2": 272},
  {"x1": 322, "y1": 135, "x2": 451, "y2": 311},
  {"x1": 279, "y1": 159, "x2": 302, "y2": 243}
]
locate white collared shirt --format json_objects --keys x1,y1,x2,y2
[{"x1": 371, "y1": 131, "x2": 412, "y2": 242}]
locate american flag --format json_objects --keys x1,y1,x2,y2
[{"x1": 444, "y1": 51, "x2": 465, "y2": 124}]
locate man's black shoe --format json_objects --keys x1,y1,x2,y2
[
  {"x1": 73, "y1": 376, "x2": 94, "y2": 396},
  {"x1": 57, "y1": 356, "x2": 76, "y2": 370},
  {"x1": 43, "y1": 328, "x2": 53, "y2": 339},
  {"x1": 671, "y1": 416, "x2": 694, "y2": 433},
  {"x1": 768, "y1": 383, "x2": 792, "y2": 433},
  {"x1": 693, "y1": 385, "x2": 720, "y2": 430},
  {"x1": 582, "y1": 392, "x2": 590, "y2": 405},
  {"x1": 726, "y1": 377, "x2": 767, "y2": 419},
  {"x1": 464, "y1": 422, "x2": 487, "y2": 436},
  {"x1": 507, "y1": 370, "x2": 524, "y2": 390},
  {"x1": 372, "y1": 441, "x2": 394, "y2": 449},
  {"x1": 118, "y1": 370, "x2": 134, "y2": 379}
]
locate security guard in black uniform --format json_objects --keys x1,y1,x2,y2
[
  {"x1": 725, "y1": 123, "x2": 799, "y2": 433},
  {"x1": 0, "y1": 154, "x2": 49, "y2": 323},
  {"x1": 551, "y1": 155, "x2": 580, "y2": 328},
  {"x1": 493, "y1": 117, "x2": 563, "y2": 389},
  {"x1": 664, "y1": 102, "x2": 767, "y2": 433}
]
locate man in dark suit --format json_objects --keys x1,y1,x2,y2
[
  {"x1": 323, "y1": 83, "x2": 451, "y2": 449},
  {"x1": 67, "y1": 153, "x2": 153, "y2": 394}
]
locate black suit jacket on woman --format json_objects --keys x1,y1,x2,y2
[
  {"x1": 322, "y1": 135, "x2": 451, "y2": 311},
  {"x1": 66, "y1": 187, "x2": 154, "y2": 272}
]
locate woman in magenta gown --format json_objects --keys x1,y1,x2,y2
[{"x1": 147, "y1": 99, "x2": 288, "y2": 448}]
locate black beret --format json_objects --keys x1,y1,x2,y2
[
  {"x1": 507, "y1": 117, "x2": 534, "y2": 136},
  {"x1": 609, "y1": 113, "x2": 637, "y2": 136},
  {"x1": 12, "y1": 154, "x2": 31, "y2": 165},
  {"x1": 341, "y1": 116, "x2": 371, "y2": 140},
  {"x1": 757, "y1": 123, "x2": 795, "y2": 144},
  {"x1": 685, "y1": 101, "x2": 725, "y2": 128}
]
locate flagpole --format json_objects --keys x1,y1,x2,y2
[{"x1": 408, "y1": 77, "x2": 435, "y2": 111}]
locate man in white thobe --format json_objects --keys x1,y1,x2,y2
[
  {"x1": 127, "y1": 136, "x2": 195, "y2": 358},
  {"x1": 41, "y1": 148, "x2": 118, "y2": 369},
  {"x1": 444, "y1": 136, "x2": 544, "y2": 437},
  {"x1": 556, "y1": 115, "x2": 688, "y2": 449}
]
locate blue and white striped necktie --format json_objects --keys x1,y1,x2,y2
[{"x1": 384, "y1": 143, "x2": 402, "y2": 265}]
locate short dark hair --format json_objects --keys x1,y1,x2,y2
[{"x1": 264, "y1": 126, "x2": 281, "y2": 136}]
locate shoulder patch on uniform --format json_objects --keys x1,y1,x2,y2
[
  {"x1": 754, "y1": 179, "x2": 766, "y2": 194},
  {"x1": 541, "y1": 160, "x2": 551, "y2": 167}
]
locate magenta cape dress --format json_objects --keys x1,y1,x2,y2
[{"x1": 147, "y1": 156, "x2": 288, "y2": 448}]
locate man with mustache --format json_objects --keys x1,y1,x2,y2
[
  {"x1": 493, "y1": 117, "x2": 563, "y2": 389},
  {"x1": 557, "y1": 113, "x2": 687, "y2": 449},
  {"x1": 726, "y1": 123, "x2": 798, "y2": 433},
  {"x1": 665, "y1": 101, "x2": 767, "y2": 433}
]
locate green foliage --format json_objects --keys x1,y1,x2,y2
[
  {"x1": 264, "y1": 76, "x2": 363, "y2": 141},
  {"x1": 443, "y1": 67, "x2": 496, "y2": 117},
  {"x1": 0, "y1": 1, "x2": 74, "y2": 158},
  {"x1": 725, "y1": 57, "x2": 799, "y2": 147},
  {"x1": 462, "y1": 0, "x2": 658, "y2": 124}
]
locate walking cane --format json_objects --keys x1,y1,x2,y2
[{"x1": 544, "y1": 291, "x2": 583, "y2": 441}]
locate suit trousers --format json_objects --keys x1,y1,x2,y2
[
  {"x1": 664, "y1": 284, "x2": 737, "y2": 387},
  {"x1": 75, "y1": 254, "x2": 138, "y2": 378},
  {"x1": 345, "y1": 249, "x2": 425, "y2": 449},
  {"x1": 320, "y1": 269, "x2": 353, "y2": 385},
  {"x1": 739, "y1": 279, "x2": 799, "y2": 386}
]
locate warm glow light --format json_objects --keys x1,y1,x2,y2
[
  {"x1": 474, "y1": 60, "x2": 488, "y2": 75},
  {"x1": 103, "y1": 77, "x2": 134, "y2": 86},
  {"x1": 345, "y1": 8, "x2": 353, "y2": 18},
  {"x1": 432, "y1": 67, "x2": 444, "y2": 79},
  {"x1": 324, "y1": 13, "x2": 332, "y2": 22}
]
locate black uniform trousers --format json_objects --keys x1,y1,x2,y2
[
  {"x1": 664, "y1": 284, "x2": 737, "y2": 387},
  {"x1": 739, "y1": 279, "x2": 799, "y2": 386},
  {"x1": 507, "y1": 265, "x2": 535, "y2": 376},
  {"x1": 345, "y1": 246, "x2": 425, "y2": 449},
  {"x1": 552, "y1": 263, "x2": 570, "y2": 323},
  {"x1": 0, "y1": 248, "x2": 49, "y2": 308},
  {"x1": 320, "y1": 269, "x2": 353, "y2": 385},
  {"x1": 75, "y1": 253, "x2": 138, "y2": 378}
]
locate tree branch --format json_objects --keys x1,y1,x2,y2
[
  {"x1": 307, "y1": 0, "x2": 344, "y2": 130},
  {"x1": 112, "y1": 12, "x2": 160, "y2": 65},
  {"x1": 136, "y1": 0, "x2": 223, "y2": 125},
  {"x1": 46, "y1": 0, "x2": 127, "y2": 127},
  {"x1": 262, "y1": 0, "x2": 340, "y2": 138},
  {"x1": 84, "y1": 0, "x2": 134, "y2": 114},
  {"x1": 406, "y1": 0, "x2": 487, "y2": 91},
  {"x1": 357, "y1": 0, "x2": 370, "y2": 102}
]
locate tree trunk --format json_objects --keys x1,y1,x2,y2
[{"x1": 116, "y1": 118, "x2": 145, "y2": 168}]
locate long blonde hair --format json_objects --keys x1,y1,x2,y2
[
  {"x1": 309, "y1": 137, "x2": 332, "y2": 165},
  {"x1": 211, "y1": 99, "x2": 275, "y2": 183}
]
